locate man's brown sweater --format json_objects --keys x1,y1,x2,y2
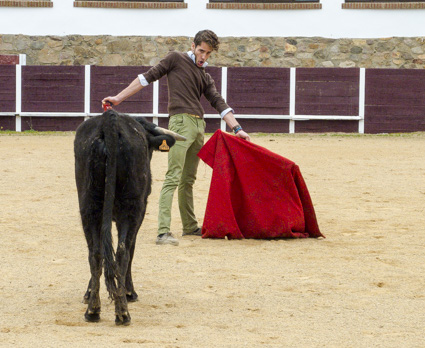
[{"x1": 143, "y1": 51, "x2": 230, "y2": 118}]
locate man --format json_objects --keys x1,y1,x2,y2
[{"x1": 103, "y1": 30, "x2": 250, "y2": 246}]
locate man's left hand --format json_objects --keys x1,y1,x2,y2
[{"x1": 236, "y1": 130, "x2": 250, "y2": 142}]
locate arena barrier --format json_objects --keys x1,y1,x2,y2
[{"x1": 1, "y1": 63, "x2": 425, "y2": 133}]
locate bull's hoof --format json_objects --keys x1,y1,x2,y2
[
  {"x1": 126, "y1": 292, "x2": 138, "y2": 302},
  {"x1": 115, "y1": 313, "x2": 131, "y2": 326},
  {"x1": 84, "y1": 310, "x2": 100, "y2": 323}
]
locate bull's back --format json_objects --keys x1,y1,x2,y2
[{"x1": 74, "y1": 113, "x2": 151, "y2": 205}]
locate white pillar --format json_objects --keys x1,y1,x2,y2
[
  {"x1": 84, "y1": 65, "x2": 91, "y2": 121},
  {"x1": 153, "y1": 80, "x2": 159, "y2": 125},
  {"x1": 220, "y1": 67, "x2": 227, "y2": 132},
  {"x1": 289, "y1": 67, "x2": 296, "y2": 134},
  {"x1": 358, "y1": 68, "x2": 366, "y2": 134},
  {"x1": 19, "y1": 54, "x2": 26, "y2": 66},
  {"x1": 15, "y1": 64, "x2": 22, "y2": 132}
]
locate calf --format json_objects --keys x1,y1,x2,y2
[{"x1": 74, "y1": 110, "x2": 182, "y2": 325}]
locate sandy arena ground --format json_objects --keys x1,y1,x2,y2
[{"x1": 0, "y1": 131, "x2": 424, "y2": 347}]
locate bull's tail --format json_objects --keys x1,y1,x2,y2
[{"x1": 101, "y1": 110, "x2": 119, "y2": 300}]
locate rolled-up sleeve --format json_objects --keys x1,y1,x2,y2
[
  {"x1": 138, "y1": 74, "x2": 149, "y2": 87},
  {"x1": 220, "y1": 107, "x2": 234, "y2": 119}
]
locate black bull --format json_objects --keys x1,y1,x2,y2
[{"x1": 74, "y1": 110, "x2": 180, "y2": 325}]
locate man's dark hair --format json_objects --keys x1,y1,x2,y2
[{"x1": 194, "y1": 30, "x2": 220, "y2": 51}]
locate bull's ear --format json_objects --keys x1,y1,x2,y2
[
  {"x1": 149, "y1": 135, "x2": 175, "y2": 152},
  {"x1": 159, "y1": 140, "x2": 170, "y2": 152}
]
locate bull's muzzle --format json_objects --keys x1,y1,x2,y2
[{"x1": 154, "y1": 127, "x2": 186, "y2": 141}]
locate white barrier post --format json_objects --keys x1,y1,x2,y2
[
  {"x1": 221, "y1": 67, "x2": 228, "y2": 132},
  {"x1": 84, "y1": 65, "x2": 91, "y2": 121},
  {"x1": 289, "y1": 67, "x2": 296, "y2": 134},
  {"x1": 358, "y1": 68, "x2": 366, "y2": 134},
  {"x1": 15, "y1": 64, "x2": 22, "y2": 132},
  {"x1": 19, "y1": 54, "x2": 26, "y2": 65},
  {"x1": 153, "y1": 80, "x2": 159, "y2": 125}
]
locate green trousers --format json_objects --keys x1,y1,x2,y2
[{"x1": 157, "y1": 113, "x2": 206, "y2": 235}]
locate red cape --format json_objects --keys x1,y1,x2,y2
[{"x1": 197, "y1": 130, "x2": 324, "y2": 239}]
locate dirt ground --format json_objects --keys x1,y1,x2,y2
[{"x1": 0, "y1": 131, "x2": 424, "y2": 348}]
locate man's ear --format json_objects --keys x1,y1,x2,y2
[{"x1": 191, "y1": 42, "x2": 196, "y2": 52}]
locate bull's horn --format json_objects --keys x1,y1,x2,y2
[{"x1": 154, "y1": 127, "x2": 186, "y2": 141}]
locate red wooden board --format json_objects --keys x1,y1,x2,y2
[
  {"x1": 90, "y1": 66, "x2": 153, "y2": 114},
  {"x1": 296, "y1": 68, "x2": 359, "y2": 116},
  {"x1": 0, "y1": 116, "x2": 15, "y2": 131},
  {"x1": 0, "y1": 55, "x2": 19, "y2": 65},
  {"x1": 227, "y1": 67, "x2": 290, "y2": 115},
  {"x1": 0, "y1": 65, "x2": 16, "y2": 112},
  {"x1": 295, "y1": 120, "x2": 359, "y2": 133},
  {"x1": 365, "y1": 69, "x2": 425, "y2": 133},
  {"x1": 22, "y1": 66, "x2": 85, "y2": 112},
  {"x1": 21, "y1": 116, "x2": 84, "y2": 131}
]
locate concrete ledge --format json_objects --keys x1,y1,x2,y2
[
  {"x1": 207, "y1": 2, "x2": 321, "y2": 9},
  {"x1": 0, "y1": 1, "x2": 52, "y2": 7},
  {"x1": 342, "y1": 2, "x2": 425, "y2": 9},
  {"x1": 73, "y1": 1, "x2": 187, "y2": 8}
]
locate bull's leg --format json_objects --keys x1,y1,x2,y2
[
  {"x1": 124, "y1": 204, "x2": 146, "y2": 302},
  {"x1": 125, "y1": 241, "x2": 138, "y2": 302},
  {"x1": 114, "y1": 221, "x2": 132, "y2": 326},
  {"x1": 83, "y1": 279, "x2": 92, "y2": 304},
  {"x1": 114, "y1": 209, "x2": 144, "y2": 325},
  {"x1": 82, "y1": 215, "x2": 102, "y2": 323},
  {"x1": 85, "y1": 247, "x2": 102, "y2": 322}
]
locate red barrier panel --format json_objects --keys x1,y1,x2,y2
[
  {"x1": 21, "y1": 66, "x2": 85, "y2": 113},
  {"x1": 0, "y1": 65, "x2": 16, "y2": 112},
  {"x1": 365, "y1": 69, "x2": 425, "y2": 133},
  {"x1": 90, "y1": 66, "x2": 153, "y2": 114}
]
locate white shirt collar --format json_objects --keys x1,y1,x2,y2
[{"x1": 187, "y1": 51, "x2": 208, "y2": 68}]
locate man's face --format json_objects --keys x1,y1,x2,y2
[{"x1": 191, "y1": 41, "x2": 213, "y2": 68}]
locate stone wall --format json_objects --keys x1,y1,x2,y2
[{"x1": 1, "y1": 34, "x2": 425, "y2": 68}]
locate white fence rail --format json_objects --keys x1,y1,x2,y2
[{"x1": 1, "y1": 65, "x2": 366, "y2": 134}]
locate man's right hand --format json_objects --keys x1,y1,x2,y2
[{"x1": 102, "y1": 96, "x2": 121, "y2": 107}]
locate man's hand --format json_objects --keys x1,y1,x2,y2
[
  {"x1": 102, "y1": 96, "x2": 121, "y2": 107},
  {"x1": 235, "y1": 130, "x2": 250, "y2": 142},
  {"x1": 222, "y1": 111, "x2": 251, "y2": 142}
]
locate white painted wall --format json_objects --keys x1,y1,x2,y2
[{"x1": 0, "y1": 0, "x2": 425, "y2": 38}]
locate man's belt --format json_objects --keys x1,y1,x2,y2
[{"x1": 187, "y1": 113, "x2": 201, "y2": 119}]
